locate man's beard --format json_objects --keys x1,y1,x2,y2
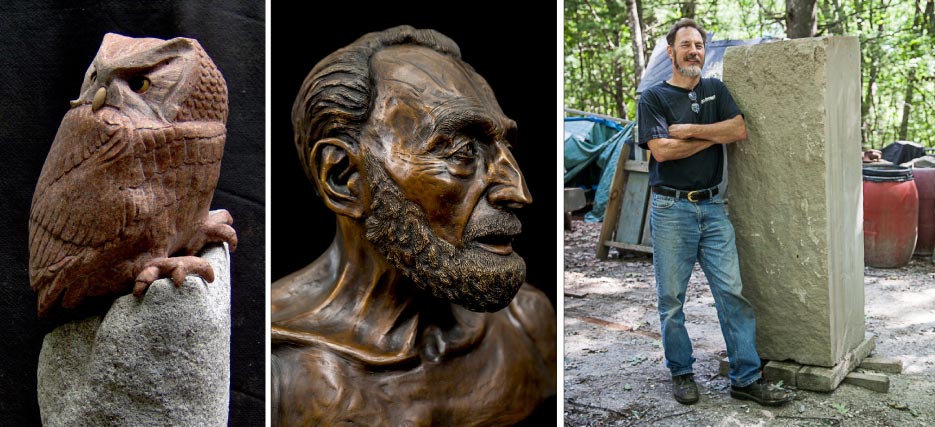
[
  {"x1": 676, "y1": 54, "x2": 703, "y2": 77},
  {"x1": 362, "y1": 154, "x2": 526, "y2": 312}
]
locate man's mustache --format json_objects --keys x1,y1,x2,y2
[{"x1": 462, "y1": 210, "x2": 522, "y2": 243}]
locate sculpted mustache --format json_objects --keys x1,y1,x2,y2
[{"x1": 461, "y1": 211, "x2": 522, "y2": 243}]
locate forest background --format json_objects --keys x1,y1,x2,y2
[{"x1": 564, "y1": 0, "x2": 935, "y2": 149}]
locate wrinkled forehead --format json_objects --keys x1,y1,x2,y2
[
  {"x1": 369, "y1": 45, "x2": 511, "y2": 126},
  {"x1": 673, "y1": 27, "x2": 704, "y2": 45}
]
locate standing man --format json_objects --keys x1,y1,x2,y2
[{"x1": 638, "y1": 18, "x2": 793, "y2": 407}]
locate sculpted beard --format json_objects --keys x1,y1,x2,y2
[{"x1": 362, "y1": 154, "x2": 526, "y2": 312}]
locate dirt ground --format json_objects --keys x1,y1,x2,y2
[{"x1": 564, "y1": 219, "x2": 935, "y2": 427}]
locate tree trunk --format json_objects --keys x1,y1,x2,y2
[
  {"x1": 681, "y1": 0, "x2": 696, "y2": 19},
  {"x1": 898, "y1": 73, "x2": 915, "y2": 141},
  {"x1": 625, "y1": 0, "x2": 646, "y2": 90},
  {"x1": 897, "y1": 0, "x2": 925, "y2": 141},
  {"x1": 862, "y1": 57, "x2": 878, "y2": 143},
  {"x1": 614, "y1": 61, "x2": 626, "y2": 119},
  {"x1": 832, "y1": 0, "x2": 848, "y2": 33},
  {"x1": 862, "y1": 23, "x2": 884, "y2": 122},
  {"x1": 925, "y1": 0, "x2": 935, "y2": 35},
  {"x1": 785, "y1": 0, "x2": 817, "y2": 38}
]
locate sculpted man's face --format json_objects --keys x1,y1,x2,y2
[
  {"x1": 359, "y1": 45, "x2": 532, "y2": 311},
  {"x1": 669, "y1": 27, "x2": 705, "y2": 78}
]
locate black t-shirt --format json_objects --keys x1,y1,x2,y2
[{"x1": 638, "y1": 78, "x2": 742, "y2": 190}]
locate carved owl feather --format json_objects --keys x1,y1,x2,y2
[{"x1": 29, "y1": 33, "x2": 237, "y2": 319}]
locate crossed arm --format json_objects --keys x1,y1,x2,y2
[{"x1": 647, "y1": 115, "x2": 747, "y2": 162}]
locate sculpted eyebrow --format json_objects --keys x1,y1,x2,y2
[
  {"x1": 433, "y1": 108, "x2": 497, "y2": 137},
  {"x1": 425, "y1": 98, "x2": 519, "y2": 153}
]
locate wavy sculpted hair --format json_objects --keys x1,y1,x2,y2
[{"x1": 291, "y1": 25, "x2": 461, "y2": 183}]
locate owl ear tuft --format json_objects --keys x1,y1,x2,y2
[{"x1": 310, "y1": 138, "x2": 363, "y2": 219}]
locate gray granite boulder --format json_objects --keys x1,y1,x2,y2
[{"x1": 38, "y1": 244, "x2": 231, "y2": 427}]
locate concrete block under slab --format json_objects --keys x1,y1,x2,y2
[
  {"x1": 763, "y1": 361, "x2": 801, "y2": 388},
  {"x1": 859, "y1": 356, "x2": 903, "y2": 374},
  {"x1": 797, "y1": 365, "x2": 837, "y2": 392},
  {"x1": 724, "y1": 36, "x2": 865, "y2": 368},
  {"x1": 843, "y1": 371, "x2": 890, "y2": 393},
  {"x1": 795, "y1": 335, "x2": 876, "y2": 392}
]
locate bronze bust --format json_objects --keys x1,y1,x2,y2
[{"x1": 271, "y1": 26, "x2": 556, "y2": 426}]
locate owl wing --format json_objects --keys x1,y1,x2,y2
[
  {"x1": 29, "y1": 107, "x2": 227, "y2": 317},
  {"x1": 28, "y1": 108, "x2": 147, "y2": 314}
]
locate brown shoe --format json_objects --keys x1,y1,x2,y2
[
  {"x1": 730, "y1": 378, "x2": 794, "y2": 406},
  {"x1": 672, "y1": 373, "x2": 699, "y2": 404}
]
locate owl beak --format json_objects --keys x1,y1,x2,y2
[{"x1": 91, "y1": 87, "x2": 107, "y2": 112}]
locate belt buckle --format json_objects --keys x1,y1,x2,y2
[{"x1": 687, "y1": 190, "x2": 702, "y2": 202}]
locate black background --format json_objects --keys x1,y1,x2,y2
[
  {"x1": 0, "y1": 1, "x2": 265, "y2": 425},
  {"x1": 271, "y1": 4, "x2": 559, "y2": 305},
  {"x1": 271, "y1": 3, "x2": 558, "y2": 424}
]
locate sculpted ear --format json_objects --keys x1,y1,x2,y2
[{"x1": 309, "y1": 138, "x2": 363, "y2": 219}]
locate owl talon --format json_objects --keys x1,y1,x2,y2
[
  {"x1": 133, "y1": 280, "x2": 151, "y2": 297},
  {"x1": 133, "y1": 256, "x2": 216, "y2": 297},
  {"x1": 188, "y1": 210, "x2": 238, "y2": 253}
]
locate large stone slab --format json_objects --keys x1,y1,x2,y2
[
  {"x1": 723, "y1": 36, "x2": 865, "y2": 367},
  {"x1": 38, "y1": 244, "x2": 231, "y2": 427}
]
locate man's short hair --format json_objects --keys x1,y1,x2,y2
[
  {"x1": 291, "y1": 25, "x2": 461, "y2": 181},
  {"x1": 666, "y1": 18, "x2": 707, "y2": 46}
]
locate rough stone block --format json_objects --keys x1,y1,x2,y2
[
  {"x1": 719, "y1": 357, "x2": 730, "y2": 377},
  {"x1": 763, "y1": 361, "x2": 801, "y2": 388},
  {"x1": 843, "y1": 371, "x2": 890, "y2": 393},
  {"x1": 859, "y1": 356, "x2": 903, "y2": 374},
  {"x1": 723, "y1": 36, "x2": 865, "y2": 367},
  {"x1": 38, "y1": 244, "x2": 231, "y2": 427}
]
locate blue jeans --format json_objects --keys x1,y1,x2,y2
[{"x1": 650, "y1": 191, "x2": 761, "y2": 387}]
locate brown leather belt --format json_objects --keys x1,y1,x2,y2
[{"x1": 651, "y1": 186, "x2": 719, "y2": 203}]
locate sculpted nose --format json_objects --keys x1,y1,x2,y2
[{"x1": 486, "y1": 141, "x2": 532, "y2": 209}]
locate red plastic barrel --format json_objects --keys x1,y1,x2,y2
[
  {"x1": 863, "y1": 165, "x2": 918, "y2": 268},
  {"x1": 913, "y1": 167, "x2": 935, "y2": 256}
]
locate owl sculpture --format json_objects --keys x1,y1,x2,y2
[{"x1": 29, "y1": 33, "x2": 237, "y2": 319}]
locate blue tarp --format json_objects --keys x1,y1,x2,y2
[
  {"x1": 563, "y1": 117, "x2": 636, "y2": 222},
  {"x1": 564, "y1": 118, "x2": 622, "y2": 184}
]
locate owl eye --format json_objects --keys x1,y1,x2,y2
[
  {"x1": 89, "y1": 70, "x2": 97, "y2": 83},
  {"x1": 129, "y1": 76, "x2": 151, "y2": 94}
]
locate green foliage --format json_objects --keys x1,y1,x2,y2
[
  {"x1": 565, "y1": 0, "x2": 935, "y2": 148},
  {"x1": 830, "y1": 401, "x2": 849, "y2": 416}
]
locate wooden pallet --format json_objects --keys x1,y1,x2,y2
[{"x1": 597, "y1": 143, "x2": 653, "y2": 259}]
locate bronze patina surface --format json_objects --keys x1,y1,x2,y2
[
  {"x1": 272, "y1": 26, "x2": 556, "y2": 426},
  {"x1": 29, "y1": 33, "x2": 237, "y2": 319}
]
